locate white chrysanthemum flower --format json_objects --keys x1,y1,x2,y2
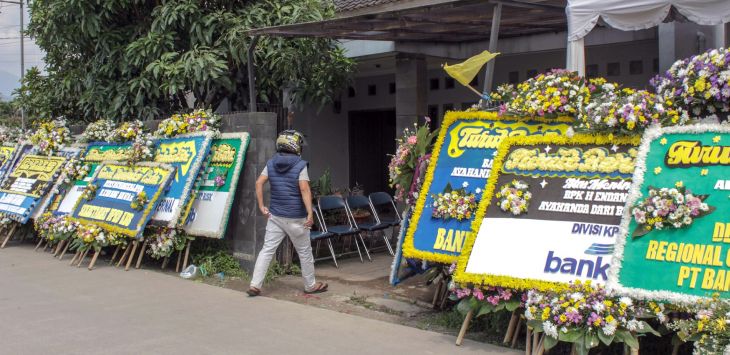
[
  {"x1": 543, "y1": 321, "x2": 558, "y2": 338},
  {"x1": 602, "y1": 321, "x2": 617, "y2": 336}
]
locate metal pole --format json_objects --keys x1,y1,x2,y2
[
  {"x1": 247, "y1": 36, "x2": 260, "y2": 113},
  {"x1": 482, "y1": 3, "x2": 501, "y2": 95},
  {"x1": 713, "y1": 24, "x2": 726, "y2": 49},
  {"x1": 19, "y1": 1, "x2": 25, "y2": 130},
  {"x1": 0, "y1": 0, "x2": 24, "y2": 128}
]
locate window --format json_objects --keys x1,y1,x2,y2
[
  {"x1": 653, "y1": 58, "x2": 659, "y2": 74},
  {"x1": 586, "y1": 64, "x2": 599, "y2": 78},
  {"x1": 469, "y1": 76, "x2": 478, "y2": 87},
  {"x1": 428, "y1": 105, "x2": 439, "y2": 123},
  {"x1": 508, "y1": 71, "x2": 519, "y2": 84},
  {"x1": 462, "y1": 102, "x2": 477, "y2": 110},
  {"x1": 389, "y1": 82, "x2": 396, "y2": 94},
  {"x1": 430, "y1": 78, "x2": 440, "y2": 90},
  {"x1": 607, "y1": 62, "x2": 620, "y2": 76},
  {"x1": 445, "y1": 77, "x2": 455, "y2": 89},
  {"x1": 367, "y1": 84, "x2": 376, "y2": 96},
  {"x1": 348, "y1": 86, "x2": 356, "y2": 98},
  {"x1": 443, "y1": 103, "x2": 454, "y2": 113},
  {"x1": 629, "y1": 60, "x2": 643, "y2": 75},
  {"x1": 527, "y1": 69, "x2": 538, "y2": 79}
]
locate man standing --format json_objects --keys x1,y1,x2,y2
[{"x1": 248, "y1": 130, "x2": 328, "y2": 296}]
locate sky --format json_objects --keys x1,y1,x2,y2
[{"x1": 0, "y1": 2, "x2": 45, "y2": 100}]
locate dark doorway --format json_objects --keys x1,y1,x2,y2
[{"x1": 348, "y1": 109, "x2": 396, "y2": 195}]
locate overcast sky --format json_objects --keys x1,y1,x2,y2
[{"x1": 0, "y1": 2, "x2": 45, "y2": 100}]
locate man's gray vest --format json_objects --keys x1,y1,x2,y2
[{"x1": 267, "y1": 153, "x2": 308, "y2": 218}]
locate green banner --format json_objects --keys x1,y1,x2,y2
[
  {"x1": 610, "y1": 125, "x2": 730, "y2": 303},
  {"x1": 183, "y1": 132, "x2": 249, "y2": 238}
]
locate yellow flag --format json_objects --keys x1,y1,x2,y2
[{"x1": 443, "y1": 50, "x2": 499, "y2": 87}]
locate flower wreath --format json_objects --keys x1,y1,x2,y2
[
  {"x1": 145, "y1": 227, "x2": 193, "y2": 259},
  {"x1": 155, "y1": 109, "x2": 221, "y2": 138},
  {"x1": 430, "y1": 183, "x2": 478, "y2": 221},
  {"x1": 111, "y1": 120, "x2": 155, "y2": 163},
  {"x1": 130, "y1": 191, "x2": 149, "y2": 211},
  {"x1": 524, "y1": 281, "x2": 661, "y2": 353},
  {"x1": 69, "y1": 222, "x2": 126, "y2": 252},
  {"x1": 630, "y1": 185, "x2": 714, "y2": 238},
  {"x1": 29, "y1": 118, "x2": 71, "y2": 156},
  {"x1": 495, "y1": 179, "x2": 531, "y2": 216},
  {"x1": 81, "y1": 183, "x2": 98, "y2": 201},
  {"x1": 61, "y1": 158, "x2": 91, "y2": 184},
  {"x1": 33, "y1": 213, "x2": 79, "y2": 244},
  {"x1": 80, "y1": 119, "x2": 117, "y2": 143}
]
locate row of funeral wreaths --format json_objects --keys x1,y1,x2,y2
[
  {"x1": 387, "y1": 48, "x2": 730, "y2": 355},
  {"x1": 0, "y1": 109, "x2": 222, "y2": 262}
]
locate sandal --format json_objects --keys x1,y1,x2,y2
[
  {"x1": 304, "y1": 282, "x2": 328, "y2": 294},
  {"x1": 247, "y1": 287, "x2": 261, "y2": 297}
]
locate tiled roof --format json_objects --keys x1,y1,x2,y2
[
  {"x1": 334, "y1": 0, "x2": 401, "y2": 13},
  {"x1": 251, "y1": 0, "x2": 567, "y2": 43}
]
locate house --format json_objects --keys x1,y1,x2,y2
[{"x1": 250, "y1": 0, "x2": 729, "y2": 196}]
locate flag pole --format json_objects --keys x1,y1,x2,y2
[{"x1": 465, "y1": 85, "x2": 484, "y2": 98}]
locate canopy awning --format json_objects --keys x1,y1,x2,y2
[
  {"x1": 567, "y1": 0, "x2": 730, "y2": 41},
  {"x1": 248, "y1": 0, "x2": 567, "y2": 43}
]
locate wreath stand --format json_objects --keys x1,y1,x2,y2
[
  {"x1": 151, "y1": 240, "x2": 193, "y2": 273},
  {"x1": 455, "y1": 309, "x2": 521, "y2": 347},
  {"x1": 157, "y1": 241, "x2": 192, "y2": 273},
  {"x1": 0, "y1": 223, "x2": 18, "y2": 249}
]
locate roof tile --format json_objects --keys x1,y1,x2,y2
[{"x1": 334, "y1": 0, "x2": 401, "y2": 13}]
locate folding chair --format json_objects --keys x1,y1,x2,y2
[
  {"x1": 318, "y1": 195, "x2": 370, "y2": 262},
  {"x1": 369, "y1": 192, "x2": 402, "y2": 253},
  {"x1": 369, "y1": 192, "x2": 402, "y2": 226},
  {"x1": 346, "y1": 195, "x2": 394, "y2": 256},
  {"x1": 310, "y1": 209, "x2": 338, "y2": 267}
]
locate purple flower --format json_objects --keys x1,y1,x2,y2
[{"x1": 214, "y1": 175, "x2": 226, "y2": 187}]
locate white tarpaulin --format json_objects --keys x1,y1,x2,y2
[{"x1": 567, "y1": 0, "x2": 730, "y2": 41}]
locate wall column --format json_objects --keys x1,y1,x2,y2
[
  {"x1": 395, "y1": 53, "x2": 427, "y2": 134},
  {"x1": 658, "y1": 22, "x2": 676, "y2": 73}
]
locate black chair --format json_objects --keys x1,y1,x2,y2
[
  {"x1": 318, "y1": 195, "x2": 370, "y2": 262},
  {"x1": 369, "y1": 192, "x2": 401, "y2": 255},
  {"x1": 310, "y1": 209, "x2": 338, "y2": 267},
  {"x1": 369, "y1": 192, "x2": 402, "y2": 227},
  {"x1": 346, "y1": 195, "x2": 394, "y2": 256}
]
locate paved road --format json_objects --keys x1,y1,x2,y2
[{"x1": 0, "y1": 246, "x2": 517, "y2": 355}]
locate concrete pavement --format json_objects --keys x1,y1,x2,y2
[{"x1": 0, "y1": 245, "x2": 517, "y2": 355}]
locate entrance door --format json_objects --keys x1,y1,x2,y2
[{"x1": 348, "y1": 110, "x2": 396, "y2": 195}]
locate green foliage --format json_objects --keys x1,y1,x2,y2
[
  {"x1": 190, "y1": 238, "x2": 247, "y2": 278},
  {"x1": 264, "y1": 260, "x2": 301, "y2": 284},
  {"x1": 24, "y1": 0, "x2": 354, "y2": 122},
  {"x1": 419, "y1": 310, "x2": 466, "y2": 330},
  {"x1": 0, "y1": 97, "x2": 19, "y2": 125},
  {"x1": 310, "y1": 168, "x2": 332, "y2": 197},
  {"x1": 193, "y1": 250, "x2": 248, "y2": 278}
]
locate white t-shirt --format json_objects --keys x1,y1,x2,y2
[{"x1": 261, "y1": 166, "x2": 309, "y2": 181}]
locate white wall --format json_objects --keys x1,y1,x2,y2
[
  {"x1": 294, "y1": 73, "x2": 396, "y2": 189},
  {"x1": 294, "y1": 27, "x2": 709, "y2": 189}
]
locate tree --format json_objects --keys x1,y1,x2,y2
[
  {"x1": 25, "y1": 0, "x2": 354, "y2": 122},
  {"x1": 0, "y1": 94, "x2": 20, "y2": 126}
]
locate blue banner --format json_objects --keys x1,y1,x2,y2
[
  {"x1": 402, "y1": 111, "x2": 571, "y2": 264},
  {"x1": 151, "y1": 133, "x2": 213, "y2": 226},
  {"x1": 0, "y1": 154, "x2": 67, "y2": 224},
  {"x1": 70, "y1": 163, "x2": 174, "y2": 238}
]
